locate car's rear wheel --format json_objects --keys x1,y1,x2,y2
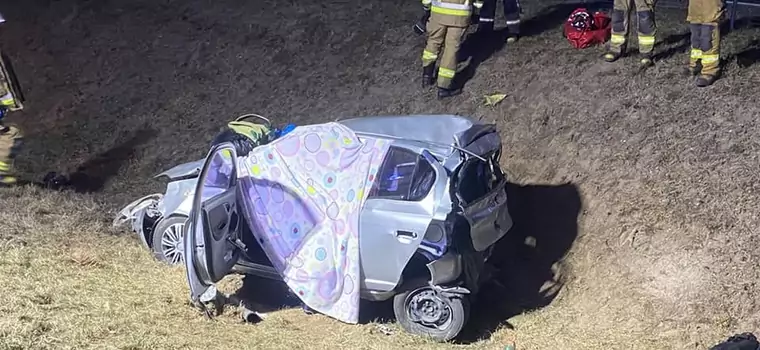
[
  {"x1": 393, "y1": 283, "x2": 470, "y2": 342},
  {"x1": 151, "y1": 215, "x2": 187, "y2": 265}
]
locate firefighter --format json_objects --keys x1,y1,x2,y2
[
  {"x1": 476, "y1": 0, "x2": 522, "y2": 43},
  {"x1": 603, "y1": 0, "x2": 657, "y2": 67},
  {"x1": 0, "y1": 69, "x2": 22, "y2": 187},
  {"x1": 0, "y1": 14, "x2": 24, "y2": 187},
  {"x1": 421, "y1": 0, "x2": 481, "y2": 99},
  {"x1": 687, "y1": 0, "x2": 724, "y2": 87}
]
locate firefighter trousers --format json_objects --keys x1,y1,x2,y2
[
  {"x1": 608, "y1": 0, "x2": 657, "y2": 54},
  {"x1": 478, "y1": 0, "x2": 521, "y2": 33},
  {"x1": 687, "y1": 0, "x2": 724, "y2": 77},
  {"x1": 0, "y1": 124, "x2": 22, "y2": 186},
  {"x1": 422, "y1": 21, "x2": 466, "y2": 89}
]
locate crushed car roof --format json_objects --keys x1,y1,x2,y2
[{"x1": 337, "y1": 114, "x2": 491, "y2": 153}]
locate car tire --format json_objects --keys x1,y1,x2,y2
[
  {"x1": 151, "y1": 215, "x2": 187, "y2": 265},
  {"x1": 393, "y1": 282, "x2": 470, "y2": 342}
]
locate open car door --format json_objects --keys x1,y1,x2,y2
[
  {"x1": 184, "y1": 142, "x2": 243, "y2": 304},
  {"x1": 454, "y1": 149, "x2": 512, "y2": 252}
]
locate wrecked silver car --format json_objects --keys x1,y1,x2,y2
[{"x1": 117, "y1": 114, "x2": 513, "y2": 341}]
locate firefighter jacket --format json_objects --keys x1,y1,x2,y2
[{"x1": 422, "y1": 0, "x2": 476, "y2": 28}]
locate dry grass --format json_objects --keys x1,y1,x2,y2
[{"x1": 0, "y1": 0, "x2": 759, "y2": 349}]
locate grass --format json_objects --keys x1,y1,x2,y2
[{"x1": 0, "y1": 0, "x2": 759, "y2": 349}]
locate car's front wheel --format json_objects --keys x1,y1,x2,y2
[
  {"x1": 393, "y1": 284, "x2": 470, "y2": 342},
  {"x1": 151, "y1": 215, "x2": 187, "y2": 265}
]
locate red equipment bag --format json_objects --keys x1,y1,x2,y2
[{"x1": 563, "y1": 8, "x2": 611, "y2": 49}]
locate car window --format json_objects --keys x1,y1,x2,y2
[
  {"x1": 369, "y1": 146, "x2": 436, "y2": 201},
  {"x1": 200, "y1": 148, "x2": 235, "y2": 200}
]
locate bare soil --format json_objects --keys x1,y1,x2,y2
[{"x1": 1, "y1": 0, "x2": 759, "y2": 349}]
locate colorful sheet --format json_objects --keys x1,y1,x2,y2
[{"x1": 235, "y1": 122, "x2": 390, "y2": 324}]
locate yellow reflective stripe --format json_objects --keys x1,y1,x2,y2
[
  {"x1": 701, "y1": 54, "x2": 719, "y2": 64},
  {"x1": 0, "y1": 161, "x2": 9, "y2": 172},
  {"x1": 422, "y1": 0, "x2": 432, "y2": 5},
  {"x1": 431, "y1": 6, "x2": 470, "y2": 16},
  {"x1": 438, "y1": 67, "x2": 455, "y2": 79},
  {"x1": 638, "y1": 35, "x2": 655, "y2": 45},
  {"x1": 610, "y1": 34, "x2": 626, "y2": 44},
  {"x1": 422, "y1": 50, "x2": 438, "y2": 60},
  {"x1": 0, "y1": 93, "x2": 14, "y2": 106},
  {"x1": 690, "y1": 48, "x2": 703, "y2": 59},
  {"x1": 431, "y1": 1, "x2": 471, "y2": 16},
  {"x1": 221, "y1": 149, "x2": 233, "y2": 159},
  {"x1": 0, "y1": 175, "x2": 16, "y2": 185}
]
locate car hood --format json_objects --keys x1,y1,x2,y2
[{"x1": 155, "y1": 159, "x2": 205, "y2": 180}]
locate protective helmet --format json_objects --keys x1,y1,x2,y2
[{"x1": 569, "y1": 10, "x2": 594, "y2": 31}]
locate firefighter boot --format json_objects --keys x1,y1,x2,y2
[
  {"x1": 695, "y1": 74, "x2": 718, "y2": 87},
  {"x1": 437, "y1": 86, "x2": 463, "y2": 100},
  {"x1": 603, "y1": 50, "x2": 623, "y2": 62},
  {"x1": 639, "y1": 52, "x2": 654, "y2": 67},
  {"x1": 422, "y1": 64, "x2": 435, "y2": 88}
]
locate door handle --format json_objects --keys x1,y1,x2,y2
[{"x1": 396, "y1": 230, "x2": 418, "y2": 239}]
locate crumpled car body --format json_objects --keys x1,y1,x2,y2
[{"x1": 116, "y1": 114, "x2": 513, "y2": 342}]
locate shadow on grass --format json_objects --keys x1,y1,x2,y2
[
  {"x1": 219, "y1": 181, "x2": 581, "y2": 344},
  {"x1": 456, "y1": 182, "x2": 582, "y2": 343},
  {"x1": 18, "y1": 126, "x2": 157, "y2": 193}
]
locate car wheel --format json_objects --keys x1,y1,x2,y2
[
  {"x1": 151, "y1": 215, "x2": 187, "y2": 265},
  {"x1": 393, "y1": 283, "x2": 470, "y2": 342}
]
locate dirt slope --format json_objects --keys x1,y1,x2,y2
[{"x1": 1, "y1": 0, "x2": 759, "y2": 349}]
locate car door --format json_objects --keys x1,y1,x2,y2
[
  {"x1": 184, "y1": 143, "x2": 243, "y2": 303},
  {"x1": 358, "y1": 146, "x2": 449, "y2": 292},
  {"x1": 455, "y1": 151, "x2": 512, "y2": 252}
]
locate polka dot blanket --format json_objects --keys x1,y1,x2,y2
[{"x1": 236, "y1": 122, "x2": 390, "y2": 324}]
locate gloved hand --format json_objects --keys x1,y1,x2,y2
[{"x1": 413, "y1": 10, "x2": 430, "y2": 36}]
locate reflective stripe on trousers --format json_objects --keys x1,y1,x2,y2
[
  {"x1": 638, "y1": 35, "x2": 655, "y2": 46},
  {"x1": 422, "y1": 50, "x2": 439, "y2": 65},
  {"x1": 690, "y1": 48, "x2": 703, "y2": 60},
  {"x1": 438, "y1": 67, "x2": 456, "y2": 79},
  {"x1": 701, "y1": 54, "x2": 719, "y2": 64}
]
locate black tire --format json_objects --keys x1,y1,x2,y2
[
  {"x1": 393, "y1": 284, "x2": 470, "y2": 342},
  {"x1": 151, "y1": 215, "x2": 187, "y2": 265}
]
